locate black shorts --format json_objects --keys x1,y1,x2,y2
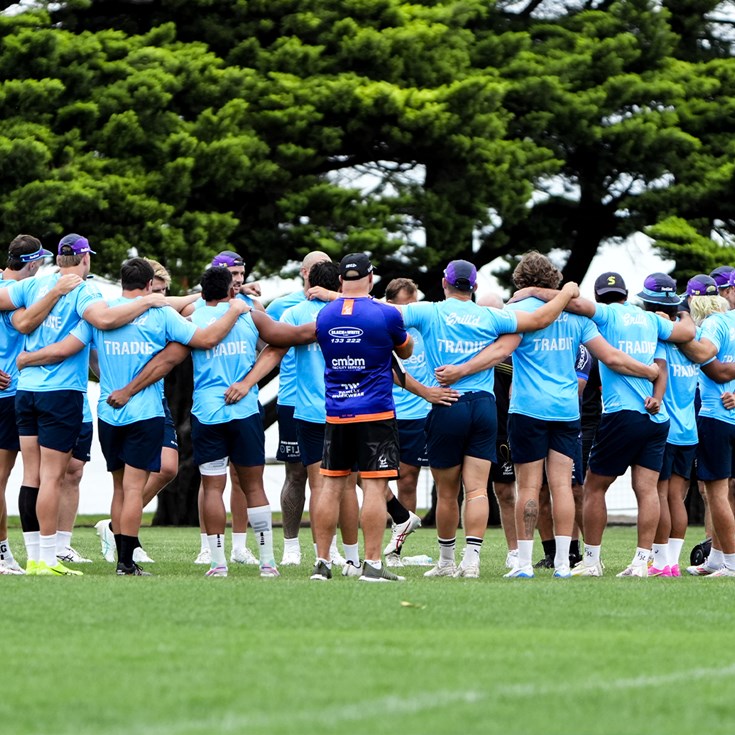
[
  {"x1": 191, "y1": 414, "x2": 265, "y2": 468},
  {"x1": 397, "y1": 418, "x2": 428, "y2": 467},
  {"x1": 588, "y1": 410, "x2": 669, "y2": 477},
  {"x1": 425, "y1": 392, "x2": 497, "y2": 469},
  {"x1": 98, "y1": 417, "x2": 165, "y2": 472},
  {"x1": 490, "y1": 435, "x2": 515, "y2": 483},
  {"x1": 697, "y1": 416, "x2": 735, "y2": 481},
  {"x1": 508, "y1": 413, "x2": 581, "y2": 465},
  {"x1": 276, "y1": 404, "x2": 301, "y2": 463},
  {"x1": 322, "y1": 419, "x2": 400, "y2": 479},
  {"x1": 16, "y1": 389, "x2": 83, "y2": 453},
  {"x1": 72, "y1": 421, "x2": 93, "y2": 463},
  {"x1": 0, "y1": 396, "x2": 19, "y2": 452},
  {"x1": 295, "y1": 419, "x2": 325, "y2": 467},
  {"x1": 162, "y1": 397, "x2": 179, "y2": 452},
  {"x1": 659, "y1": 442, "x2": 697, "y2": 482}
]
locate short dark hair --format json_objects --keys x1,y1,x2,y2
[
  {"x1": 121, "y1": 257, "x2": 155, "y2": 291},
  {"x1": 385, "y1": 278, "x2": 418, "y2": 302},
  {"x1": 201, "y1": 266, "x2": 232, "y2": 301},
  {"x1": 7, "y1": 234, "x2": 42, "y2": 271},
  {"x1": 595, "y1": 291, "x2": 627, "y2": 304},
  {"x1": 308, "y1": 261, "x2": 340, "y2": 292},
  {"x1": 642, "y1": 300, "x2": 678, "y2": 320}
]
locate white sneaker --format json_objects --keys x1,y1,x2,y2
[
  {"x1": 384, "y1": 552, "x2": 404, "y2": 567},
  {"x1": 571, "y1": 561, "x2": 604, "y2": 577},
  {"x1": 342, "y1": 560, "x2": 362, "y2": 577},
  {"x1": 424, "y1": 561, "x2": 457, "y2": 577},
  {"x1": 205, "y1": 564, "x2": 228, "y2": 577},
  {"x1": 194, "y1": 549, "x2": 212, "y2": 565},
  {"x1": 616, "y1": 564, "x2": 647, "y2": 578},
  {"x1": 505, "y1": 549, "x2": 519, "y2": 569},
  {"x1": 705, "y1": 566, "x2": 735, "y2": 577},
  {"x1": 230, "y1": 547, "x2": 259, "y2": 565},
  {"x1": 687, "y1": 563, "x2": 721, "y2": 576},
  {"x1": 383, "y1": 511, "x2": 422, "y2": 555},
  {"x1": 57, "y1": 546, "x2": 92, "y2": 563},
  {"x1": 330, "y1": 549, "x2": 346, "y2": 567},
  {"x1": 0, "y1": 559, "x2": 25, "y2": 575},
  {"x1": 95, "y1": 519, "x2": 116, "y2": 563},
  {"x1": 553, "y1": 564, "x2": 571, "y2": 578},
  {"x1": 503, "y1": 564, "x2": 534, "y2": 578},
  {"x1": 453, "y1": 562, "x2": 480, "y2": 578},
  {"x1": 280, "y1": 548, "x2": 302, "y2": 566},
  {"x1": 133, "y1": 547, "x2": 155, "y2": 564},
  {"x1": 260, "y1": 563, "x2": 280, "y2": 578}
]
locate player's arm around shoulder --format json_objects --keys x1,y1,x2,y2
[
  {"x1": 513, "y1": 282, "x2": 581, "y2": 332},
  {"x1": 252, "y1": 308, "x2": 315, "y2": 348},
  {"x1": 187, "y1": 298, "x2": 250, "y2": 350},
  {"x1": 84, "y1": 292, "x2": 168, "y2": 330}
]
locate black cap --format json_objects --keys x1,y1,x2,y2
[
  {"x1": 594, "y1": 272, "x2": 627, "y2": 297},
  {"x1": 339, "y1": 253, "x2": 373, "y2": 280}
]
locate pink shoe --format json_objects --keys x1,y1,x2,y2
[
  {"x1": 670, "y1": 564, "x2": 681, "y2": 577},
  {"x1": 648, "y1": 565, "x2": 672, "y2": 577}
]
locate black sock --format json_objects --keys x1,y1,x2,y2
[
  {"x1": 570, "y1": 539, "x2": 580, "y2": 557},
  {"x1": 133, "y1": 537, "x2": 142, "y2": 550},
  {"x1": 114, "y1": 533, "x2": 123, "y2": 560},
  {"x1": 542, "y1": 538, "x2": 556, "y2": 557},
  {"x1": 18, "y1": 486, "x2": 40, "y2": 532},
  {"x1": 120, "y1": 535, "x2": 137, "y2": 567},
  {"x1": 386, "y1": 496, "x2": 410, "y2": 525}
]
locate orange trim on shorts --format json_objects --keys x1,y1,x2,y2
[
  {"x1": 320, "y1": 468, "x2": 352, "y2": 477},
  {"x1": 326, "y1": 411, "x2": 395, "y2": 424},
  {"x1": 360, "y1": 470, "x2": 399, "y2": 479}
]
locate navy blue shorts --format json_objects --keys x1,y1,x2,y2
[
  {"x1": 508, "y1": 413, "x2": 581, "y2": 465},
  {"x1": 425, "y1": 392, "x2": 497, "y2": 469},
  {"x1": 397, "y1": 418, "x2": 428, "y2": 467},
  {"x1": 15, "y1": 389, "x2": 83, "y2": 453},
  {"x1": 322, "y1": 419, "x2": 399, "y2": 478},
  {"x1": 192, "y1": 414, "x2": 265, "y2": 468},
  {"x1": 98, "y1": 417, "x2": 164, "y2": 472},
  {"x1": 72, "y1": 421, "x2": 93, "y2": 463},
  {"x1": 588, "y1": 410, "x2": 669, "y2": 477},
  {"x1": 295, "y1": 419, "x2": 325, "y2": 467},
  {"x1": 490, "y1": 435, "x2": 515, "y2": 483},
  {"x1": 697, "y1": 416, "x2": 735, "y2": 481},
  {"x1": 659, "y1": 442, "x2": 697, "y2": 482},
  {"x1": 0, "y1": 396, "x2": 19, "y2": 452},
  {"x1": 571, "y1": 434, "x2": 584, "y2": 486},
  {"x1": 162, "y1": 397, "x2": 178, "y2": 452},
  {"x1": 276, "y1": 404, "x2": 301, "y2": 463}
]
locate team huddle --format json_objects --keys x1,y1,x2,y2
[{"x1": 0, "y1": 233, "x2": 733, "y2": 581}]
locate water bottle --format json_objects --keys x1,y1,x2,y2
[{"x1": 401, "y1": 554, "x2": 433, "y2": 566}]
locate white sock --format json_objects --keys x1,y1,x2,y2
[
  {"x1": 708, "y1": 547, "x2": 724, "y2": 570},
  {"x1": 517, "y1": 539, "x2": 534, "y2": 568},
  {"x1": 329, "y1": 535, "x2": 340, "y2": 557},
  {"x1": 583, "y1": 544, "x2": 601, "y2": 566},
  {"x1": 40, "y1": 534, "x2": 57, "y2": 566},
  {"x1": 284, "y1": 537, "x2": 300, "y2": 552},
  {"x1": 724, "y1": 552, "x2": 735, "y2": 571},
  {"x1": 200, "y1": 533, "x2": 209, "y2": 553},
  {"x1": 464, "y1": 537, "x2": 482, "y2": 566},
  {"x1": 668, "y1": 537, "x2": 685, "y2": 566},
  {"x1": 248, "y1": 505, "x2": 274, "y2": 565},
  {"x1": 343, "y1": 542, "x2": 359, "y2": 566},
  {"x1": 554, "y1": 535, "x2": 572, "y2": 569},
  {"x1": 317, "y1": 556, "x2": 332, "y2": 570},
  {"x1": 632, "y1": 547, "x2": 650, "y2": 567},
  {"x1": 231, "y1": 532, "x2": 247, "y2": 551},
  {"x1": 56, "y1": 530, "x2": 72, "y2": 555},
  {"x1": 23, "y1": 531, "x2": 40, "y2": 562},
  {"x1": 651, "y1": 543, "x2": 668, "y2": 569},
  {"x1": 207, "y1": 534, "x2": 226, "y2": 566},
  {"x1": 0, "y1": 538, "x2": 15, "y2": 564},
  {"x1": 438, "y1": 537, "x2": 455, "y2": 564}
]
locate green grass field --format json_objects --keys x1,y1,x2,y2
[{"x1": 4, "y1": 523, "x2": 734, "y2": 735}]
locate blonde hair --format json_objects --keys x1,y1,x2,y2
[
  {"x1": 690, "y1": 295, "x2": 729, "y2": 326},
  {"x1": 144, "y1": 258, "x2": 171, "y2": 289}
]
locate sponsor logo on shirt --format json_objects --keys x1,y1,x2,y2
[
  {"x1": 103, "y1": 340, "x2": 155, "y2": 356},
  {"x1": 333, "y1": 383, "x2": 364, "y2": 399},
  {"x1": 42, "y1": 315, "x2": 62, "y2": 330},
  {"x1": 532, "y1": 337, "x2": 574, "y2": 351},
  {"x1": 445, "y1": 312, "x2": 481, "y2": 326},
  {"x1": 330, "y1": 356, "x2": 366, "y2": 370},
  {"x1": 671, "y1": 364, "x2": 698, "y2": 378},
  {"x1": 616, "y1": 340, "x2": 656, "y2": 354},
  {"x1": 437, "y1": 338, "x2": 486, "y2": 353},
  {"x1": 622, "y1": 313, "x2": 647, "y2": 327},
  {"x1": 206, "y1": 341, "x2": 253, "y2": 359},
  {"x1": 328, "y1": 327, "x2": 363, "y2": 339}
]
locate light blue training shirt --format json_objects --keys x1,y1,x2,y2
[
  {"x1": 698, "y1": 311, "x2": 735, "y2": 426},
  {"x1": 266, "y1": 290, "x2": 306, "y2": 408},
  {"x1": 392, "y1": 327, "x2": 431, "y2": 420}
]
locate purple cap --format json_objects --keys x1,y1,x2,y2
[
  {"x1": 444, "y1": 260, "x2": 477, "y2": 291},
  {"x1": 710, "y1": 265, "x2": 734, "y2": 288},
  {"x1": 212, "y1": 250, "x2": 244, "y2": 268},
  {"x1": 58, "y1": 233, "x2": 96, "y2": 256},
  {"x1": 637, "y1": 272, "x2": 681, "y2": 305},
  {"x1": 686, "y1": 274, "x2": 718, "y2": 297}
]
